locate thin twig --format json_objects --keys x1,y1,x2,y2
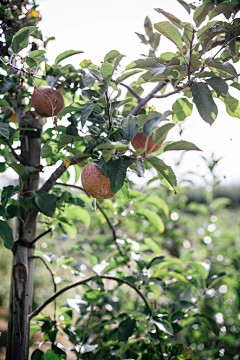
[
  {"x1": 54, "y1": 182, "x2": 130, "y2": 268},
  {"x1": 153, "y1": 87, "x2": 187, "y2": 99},
  {"x1": 77, "y1": 304, "x2": 94, "y2": 360},
  {"x1": 29, "y1": 227, "x2": 52, "y2": 247},
  {"x1": 213, "y1": 25, "x2": 240, "y2": 60},
  {"x1": 120, "y1": 83, "x2": 142, "y2": 101},
  {"x1": 29, "y1": 274, "x2": 152, "y2": 320},
  {"x1": 130, "y1": 81, "x2": 168, "y2": 115},
  {"x1": 2, "y1": 138, "x2": 24, "y2": 163},
  {"x1": 29, "y1": 255, "x2": 57, "y2": 321}
]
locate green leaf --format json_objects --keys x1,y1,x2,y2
[
  {"x1": 136, "y1": 209, "x2": 165, "y2": 233},
  {"x1": 33, "y1": 190, "x2": 56, "y2": 217},
  {"x1": 152, "y1": 123, "x2": 175, "y2": 145},
  {"x1": 144, "y1": 195, "x2": 169, "y2": 217},
  {"x1": 190, "y1": 261, "x2": 209, "y2": 279},
  {"x1": 172, "y1": 98, "x2": 193, "y2": 122},
  {"x1": 176, "y1": 0, "x2": 191, "y2": 14},
  {"x1": 8, "y1": 162, "x2": 25, "y2": 176},
  {"x1": 172, "y1": 301, "x2": 194, "y2": 311},
  {"x1": 113, "y1": 54, "x2": 125, "y2": 70},
  {"x1": 44, "y1": 349, "x2": 61, "y2": 360},
  {"x1": 154, "y1": 21, "x2": 183, "y2": 50},
  {"x1": 223, "y1": 62, "x2": 238, "y2": 79},
  {"x1": 85, "y1": 253, "x2": 98, "y2": 267},
  {"x1": 116, "y1": 70, "x2": 142, "y2": 86},
  {"x1": 206, "y1": 77, "x2": 228, "y2": 98},
  {"x1": 150, "y1": 63, "x2": 166, "y2": 77},
  {"x1": 193, "y1": 2, "x2": 214, "y2": 28},
  {"x1": 194, "y1": 314, "x2": 219, "y2": 336},
  {"x1": 19, "y1": 196, "x2": 29, "y2": 211},
  {"x1": 41, "y1": 140, "x2": 59, "y2": 158},
  {"x1": 154, "y1": 8, "x2": 183, "y2": 29},
  {"x1": 151, "y1": 319, "x2": 173, "y2": 336},
  {"x1": 0, "y1": 99, "x2": 9, "y2": 107},
  {"x1": 94, "y1": 141, "x2": 128, "y2": 151},
  {"x1": 55, "y1": 50, "x2": 83, "y2": 65},
  {"x1": 88, "y1": 67, "x2": 103, "y2": 82},
  {"x1": 209, "y1": 1, "x2": 239, "y2": 20},
  {"x1": 191, "y1": 82, "x2": 217, "y2": 125},
  {"x1": 181, "y1": 251, "x2": 194, "y2": 263},
  {"x1": 0, "y1": 122, "x2": 10, "y2": 138},
  {"x1": 106, "y1": 157, "x2": 133, "y2": 194},
  {"x1": 222, "y1": 93, "x2": 240, "y2": 118},
  {"x1": 81, "y1": 102, "x2": 95, "y2": 128},
  {"x1": 1, "y1": 185, "x2": 20, "y2": 207},
  {"x1": 0, "y1": 220, "x2": 13, "y2": 249},
  {"x1": 31, "y1": 349, "x2": 44, "y2": 360},
  {"x1": 197, "y1": 21, "x2": 219, "y2": 39},
  {"x1": 26, "y1": 57, "x2": 38, "y2": 68},
  {"x1": 28, "y1": 50, "x2": 46, "y2": 58},
  {"x1": 11, "y1": 26, "x2": 38, "y2": 54},
  {"x1": 143, "y1": 237, "x2": 162, "y2": 254},
  {"x1": 118, "y1": 318, "x2": 136, "y2": 341},
  {"x1": 84, "y1": 289, "x2": 105, "y2": 303},
  {"x1": 146, "y1": 157, "x2": 177, "y2": 194},
  {"x1": 143, "y1": 116, "x2": 162, "y2": 137},
  {"x1": 100, "y1": 62, "x2": 114, "y2": 79},
  {"x1": 164, "y1": 140, "x2": 201, "y2": 152},
  {"x1": 205, "y1": 58, "x2": 238, "y2": 78},
  {"x1": 0, "y1": 162, "x2": 7, "y2": 172},
  {"x1": 0, "y1": 76, "x2": 18, "y2": 95},
  {"x1": 115, "y1": 180, "x2": 130, "y2": 204},
  {"x1": 122, "y1": 115, "x2": 138, "y2": 141},
  {"x1": 146, "y1": 256, "x2": 165, "y2": 269},
  {"x1": 208, "y1": 272, "x2": 227, "y2": 288},
  {"x1": 104, "y1": 50, "x2": 121, "y2": 62}
]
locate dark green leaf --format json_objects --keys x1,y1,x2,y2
[
  {"x1": 164, "y1": 140, "x2": 201, "y2": 152},
  {"x1": 0, "y1": 162, "x2": 7, "y2": 172},
  {"x1": 32, "y1": 190, "x2": 56, "y2": 217},
  {"x1": 172, "y1": 301, "x2": 194, "y2": 311},
  {"x1": 113, "y1": 54, "x2": 125, "y2": 70},
  {"x1": 106, "y1": 157, "x2": 133, "y2": 194},
  {"x1": 154, "y1": 8, "x2": 183, "y2": 29},
  {"x1": 146, "y1": 157, "x2": 177, "y2": 193},
  {"x1": 122, "y1": 115, "x2": 138, "y2": 141},
  {"x1": 0, "y1": 122, "x2": 10, "y2": 138},
  {"x1": 28, "y1": 50, "x2": 46, "y2": 58},
  {"x1": 55, "y1": 50, "x2": 83, "y2": 65},
  {"x1": 176, "y1": 0, "x2": 191, "y2": 14},
  {"x1": 46, "y1": 75, "x2": 60, "y2": 88},
  {"x1": 41, "y1": 140, "x2": 59, "y2": 158},
  {"x1": 31, "y1": 349, "x2": 44, "y2": 360},
  {"x1": 151, "y1": 319, "x2": 173, "y2": 336},
  {"x1": 206, "y1": 76, "x2": 228, "y2": 97},
  {"x1": 223, "y1": 62, "x2": 238, "y2": 78},
  {"x1": 152, "y1": 123, "x2": 175, "y2": 145},
  {"x1": 84, "y1": 289, "x2": 105, "y2": 303},
  {"x1": 96, "y1": 157, "x2": 107, "y2": 175},
  {"x1": 209, "y1": 1, "x2": 239, "y2": 20},
  {"x1": 118, "y1": 318, "x2": 136, "y2": 341},
  {"x1": 1, "y1": 185, "x2": 20, "y2": 207},
  {"x1": 26, "y1": 57, "x2": 38, "y2": 68},
  {"x1": 0, "y1": 76, "x2": 17, "y2": 95},
  {"x1": 81, "y1": 102, "x2": 95, "y2": 128},
  {"x1": 0, "y1": 99, "x2": 9, "y2": 107},
  {"x1": 12, "y1": 26, "x2": 38, "y2": 54},
  {"x1": 191, "y1": 82, "x2": 217, "y2": 125},
  {"x1": 89, "y1": 67, "x2": 103, "y2": 82},
  {"x1": 194, "y1": 314, "x2": 219, "y2": 336},
  {"x1": 207, "y1": 272, "x2": 227, "y2": 288},
  {"x1": 0, "y1": 220, "x2": 13, "y2": 249},
  {"x1": 194, "y1": 2, "x2": 214, "y2": 27},
  {"x1": 19, "y1": 196, "x2": 29, "y2": 211},
  {"x1": 8, "y1": 162, "x2": 25, "y2": 176},
  {"x1": 116, "y1": 70, "x2": 142, "y2": 86},
  {"x1": 0, "y1": 205, "x2": 6, "y2": 216},
  {"x1": 143, "y1": 116, "x2": 162, "y2": 137},
  {"x1": 146, "y1": 256, "x2": 165, "y2": 269},
  {"x1": 104, "y1": 50, "x2": 120, "y2": 62},
  {"x1": 154, "y1": 21, "x2": 183, "y2": 50}
]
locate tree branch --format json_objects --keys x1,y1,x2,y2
[
  {"x1": 28, "y1": 274, "x2": 152, "y2": 320},
  {"x1": 40, "y1": 153, "x2": 90, "y2": 193},
  {"x1": 120, "y1": 83, "x2": 142, "y2": 101},
  {"x1": 54, "y1": 182, "x2": 130, "y2": 268},
  {"x1": 130, "y1": 82, "x2": 168, "y2": 115},
  {"x1": 153, "y1": 87, "x2": 187, "y2": 99},
  {"x1": 2, "y1": 138, "x2": 24, "y2": 163}
]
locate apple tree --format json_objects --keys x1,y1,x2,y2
[{"x1": 1, "y1": 0, "x2": 240, "y2": 359}]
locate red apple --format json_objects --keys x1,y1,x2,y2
[
  {"x1": 81, "y1": 163, "x2": 117, "y2": 199},
  {"x1": 31, "y1": 87, "x2": 64, "y2": 117},
  {"x1": 131, "y1": 132, "x2": 162, "y2": 154}
]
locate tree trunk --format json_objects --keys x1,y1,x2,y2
[{"x1": 6, "y1": 120, "x2": 42, "y2": 359}]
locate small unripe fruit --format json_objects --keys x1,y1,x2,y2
[
  {"x1": 31, "y1": 87, "x2": 64, "y2": 117},
  {"x1": 131, "y1": 132, "x2": 162, "y2": 154},
  {"x1": 81, "y1": 163, "x2": 116, "y2": 199}
]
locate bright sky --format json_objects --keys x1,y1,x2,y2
[{"x1": 3, "y1": 0, "x2": 240, "y2": 189}]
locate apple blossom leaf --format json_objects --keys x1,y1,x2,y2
[
  {"x1": 154, "y1": 21, "x2": 183, "y2": 50},
  {"x1": 163, "y1": 140, "x2": 201, "y2": 152},
  {"x1": 118, "y1": 318, "x2": 136, "y2": 341},
  {"x1": 11, "y1": 26, "x2": 38, "y2": 54},
  {"x1": 122, "y1": 115, "x2": 138, "y2": 141},
  {"x1": 0, "y1": 220, "x2": 13, "y2": 249},
  {"x1": 206, "y1": 77, "x2": 228, "y2": 98},
  {"x1": 193, "y1": 2, "x2": 214, "y2": 28},
  {"x1": 191, "y1": 82, "x2": 217, "y2": 125},
  {"x1": 143, "y1": 116, "x2": 162, "y2": 137},
  {"x1": 81, "y1": 102, "x2": 96, "y2": 128},
  {"x1": 152, "y1": 124, "x2": 175, "y2": 145},
  {"x1": 172, "y1": 98, "x2": 193, "y2": 122},
  {"x1": 54, "y1": 50, "x2": 83, "y2": 65},
  {"x1": 88, "y1": 67, "x2": 103, "y2": 82},
  {"x1": 32, "y1": 190, "x2": 56, "y2": 217},
  {"x1": 0, "y1": 122, "x2": 10, "y2": 138},
  {"x1": 106, "y1": 157, "x2": 133, "y2": 194},
  {"x1": 146, "y1": 157, "x2": 177, "y2": 194},
  {"x1": 116, "y1": 70, "x2": 142, "y2": 86}
]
